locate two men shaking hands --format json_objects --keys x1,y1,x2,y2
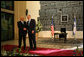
[{"x1": 17, "y1": 15, "x2": 36, "y2": 50}]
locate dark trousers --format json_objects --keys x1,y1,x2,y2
[
  {"x1": 19, "y1": 33, "x2": 26, "y2": 50},
  {"x1": 28, "y1": 33, "x2": 36, "y2": 49}
]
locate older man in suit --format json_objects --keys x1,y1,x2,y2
[
  {"x1": 17, "y1": 16, "x2": 27, "y2": 50},
  {"x1": 26, "y1": 15, "x2": 36, "y2": 50}
]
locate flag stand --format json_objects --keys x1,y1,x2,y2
[
  {"x1": 71, "y1": 34, "x2": 81, "y2": 47},
  {"x1": 51, "y1": 35, "x2": 54, "y2": 41},
  {"x1": 73, "y1": 35, "x2": 77, "y2": 45}
]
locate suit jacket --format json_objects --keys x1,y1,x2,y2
[
  {"x1": 17, "y1": 21, "x2": 27, "y2": 35},
  {"x1": 26, "y1": 19, "x2": 36, "y2": 34}
]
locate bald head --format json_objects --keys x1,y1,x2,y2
[
  {"x1": 27, "y1": 15, "x2": 31, "y2": 20},
  {"x1": 20, "y1": 16, "x2": 24, "y2": 21}
]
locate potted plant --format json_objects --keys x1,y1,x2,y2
[
  {"x1": 73, "y1": 46, "x2": 83, "y2": 56},
  {"x1": 35, "y1": 21, "x2": 43, "y2": 40}
]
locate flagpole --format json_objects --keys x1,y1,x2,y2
[
  {"x1": 73, "y1": 16, "x2": 80, "y2": 46},
  {"x1": 73, "y1": 33, "x2": 76, "y2": 44},
  {"x1": 69, "y1": 16, "x2": 79, "y2": 46},
  {"x1": 51, "y1": 16, "x2": 54, "y2": 41},
  {"x1": 73, "y1": 16, "x2": 77, "y2": 45}
]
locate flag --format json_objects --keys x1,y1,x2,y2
[
  {"x1": 73, "y1": 16, "x2": 76, "y2": 35},
  {"x1": 51, "y1": 16, "x2": 54, "y2": 36}
]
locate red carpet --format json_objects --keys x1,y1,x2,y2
[{"x1": 1, "y1": 45, "x2": 75, "y2": 56}]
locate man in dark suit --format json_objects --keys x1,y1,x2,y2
[
  {"x1": 26, "y1": 15, "x2": 36, "y2": 50},
  {"x1": 17, "y1": 16, "x2": 27, "y2": 50}
]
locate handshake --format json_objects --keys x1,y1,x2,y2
[
  {"x1": 23, "y1": 28, "x2": 34, "y2": 34},
  {"x1": 23, "y1": 28, "x2": 26, "y2": 30}
]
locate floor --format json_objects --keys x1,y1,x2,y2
[{"x1": 1, "y1": 38, "x2": 83, "y2": 50}]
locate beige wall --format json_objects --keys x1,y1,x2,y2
[
  {"x1": 26, "y1": 1, "x2": 40, "y2": 37},
  {"x1": 14, "y1": 1, "x2": 26, "y2": 40},
  {"x1": 26, "y1": 1, "x2": 40, "y2": 23},
  {"x1": 14, "y1": 1, "x2": 40, "y2": 39}
]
